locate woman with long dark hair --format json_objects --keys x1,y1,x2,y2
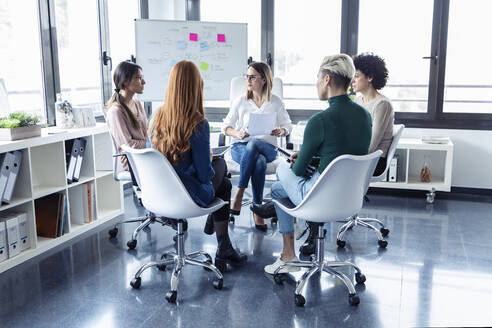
[
  {"x1": 150, "y1": 60, "x2": 247, "y2": 272},
  {"x1": 105, "y1": 61, "x2": 147, "y2": 170}
]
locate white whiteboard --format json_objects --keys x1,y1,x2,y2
[{"x1": 135, "y1": 19, "x2": 247, "y2": 101}]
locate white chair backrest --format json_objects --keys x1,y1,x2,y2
[
  {"x1": 121, "y1": 145, "x2": 225, "y2": 218},
  {"x1": 283, "y1": 151, "x2": 382, "y2": 222},
  {"x1": 110, "y1": 135, "x2": 127, "y2": 181},
  {"x1": 229, "y1": 75, "x2": 284, "y2": 104},
  {"x1": 272, "y1": 77, "x2": 283, "y2": 99},
  {"x1": 0, "y1": 78, "x2": 11, "y2": 116},
  {"x1": 371, "y1": 124, "x2": 405, "y2": 183}
]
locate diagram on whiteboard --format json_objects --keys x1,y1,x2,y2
[{"x1": 135, "y1": 20, "x2": 247, "y2": 101}]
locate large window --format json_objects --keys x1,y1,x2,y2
[
  {"x1": 443, "y1": 0, "x2": 492, "y2": 113},
  {"x1": 107, "y1": 0, "x2": 140, "y2": 72},
  {"x1": 54, "y1": 0, "x2": 103, "y2": 112},
  {"x1": 358, "y1": 0, "x2": 434, "y2": 113},
  {"x1": 274, "y1": 0, "x2": 342, "y2": 109},
  {"x1": 200, "y1": 0, "x2": 261, "y2": 62},
  {"x1": 0, "y1": 0, "x2": 45, "y2": 120}
]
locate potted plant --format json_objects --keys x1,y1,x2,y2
[{"x1": 0, "y1": 112, "x2": 41, "y2": 141}]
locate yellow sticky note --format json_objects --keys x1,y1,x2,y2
[{"x1": 200, "y1": 62, "x2": 209, "y2": 71}]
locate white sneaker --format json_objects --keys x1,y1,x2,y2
[{"x1": 264, "y1": 256, "x2": 301, "y2": 275}]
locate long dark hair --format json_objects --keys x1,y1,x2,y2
[{"x1": 105, "y1": 61, "x2": 142, "y2": 128}]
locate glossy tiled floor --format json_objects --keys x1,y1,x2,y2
[{"x1": 1, "y1": 188, "x2": 492, "y2": 328}]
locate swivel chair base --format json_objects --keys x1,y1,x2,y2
[
  {"x1": 108, "y1": 212, "x2": 188, "y2": 250},
  {"x1": 274, "y1": 224, "x2": 365, "y2": 307},
  {"x1": 336, "y1": 215, "x2": 389, "y2": 248},
  {"x1": 129, "y1": 220, "x2": 224, "y2": 303}
]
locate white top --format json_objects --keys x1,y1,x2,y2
[
  {"x1": 222, "y1": 94, "x2": 292, "y2": 146},
  {"x1": 355, "y1": 94, "x2": 394, "y2": 157}
]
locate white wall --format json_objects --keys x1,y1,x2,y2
[{"x1": 403, "y1": 128, "x2": 492, "y2": 189}]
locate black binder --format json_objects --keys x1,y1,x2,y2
[
  {"x1": 66, "y1": 139, "x2": 80, "y2": 183},
  {"x1": 72, "y1": 138, "x2": 87, "y2": 182},
  {"x1": 2, "y1": 150, "x2": 22, "y2": 204}
]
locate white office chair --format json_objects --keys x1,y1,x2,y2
[
  {"x1": 336, "y1": 124, "x2": 405, "y2": 248},
  {"x1": 223, "y1": 76, "x2": 287, "y2": 222},
  {"x1": 107, "y1": 134, "x2": 184, "y2": 249},
  {"x1": 122, "y1": 145, "x2": 225, "y2": 303},
  {"x1": 271, "y1": 151, "x2": 382, "y2": 307}
]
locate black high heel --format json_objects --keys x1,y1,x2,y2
[
  {"x1": 230, "y1": 208, "x2": 241, "y2": 216},
  {"x1": 255, "y1": 224, "x2": 268, "y2": 232},
  {"x1": 215, "y1": 243, "x2": 248, "y2": 272}
]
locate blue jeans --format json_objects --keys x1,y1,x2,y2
[
  {"x1": 271, "y1": 161, "x2": 320, "y2": 234},
  {"x1": 231, "y1": 139, "x2": 277, "y2": 204}
]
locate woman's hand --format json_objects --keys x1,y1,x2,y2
[
  {"x1": 270, "y1": 128, "x2": 286, "y2": 137},
  {"x1": 289, "y1": 151, "x2": 299, "y2": 168},
  {"x1": 236, "y1": 129, "x2": 250, "y2": 139}
]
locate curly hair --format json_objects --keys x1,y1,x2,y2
[{"x1": 353, "y1": 53, "x2": 388, "y2": 90}]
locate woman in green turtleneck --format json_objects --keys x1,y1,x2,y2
[{"x1": 261, "y1": 54, "x2": 372, "y2": 274}]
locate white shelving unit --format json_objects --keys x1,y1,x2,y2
[
  {"x1": 0, "y1": 124, "x2": 123, "y2": 274},
  {"x1": 370, "y1": 138, "x2": 454, "y2": 202}
]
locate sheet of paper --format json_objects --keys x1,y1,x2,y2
[{"x1": 247, "y1": 112, "x2": 276, "y2": 136}]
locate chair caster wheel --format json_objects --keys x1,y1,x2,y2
[
  {"x1": 337, "y1": 239, "x2": 346, "y2": 248},
  {"x1": 355, "y1": 272, "x2": 366, "y2": 284},
  {"x1": 271, "y1": 217, "x2": 278, "y2": 226},
  {"x1": 130, "y1": 277, "x2": 141, "y2": 289},
  {"x1": 165, "y1": 291, "x2": 177, "y2": 303},
  {"x1": 108, "y1": 228, "x2": 118, "y2": 238},
  {"x1": 229, "y1": 215, "x2": 235, "y2": 224},
  {"x1": 127, "y1": 239, "x2": 137, "y2": 250},
  {"x1": 273, "y1": 274, "x2": 283, "y2": 285},
  {"x1": 213, "y1": 278, "x2": 223, "y2": 290},
  {"x1": 295, "y1": 294, "x2": 305, "y2": 307},
  {"x1": 380, "y1": 227, "x2": 389, "y2": 237},
  {"x1": 378, "y1": 239, "x2": 388, "y2": 248},
  {"x1": 349, "y1": 294, "x2": 360, "y2": 306}
]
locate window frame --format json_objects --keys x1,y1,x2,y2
[{"x1": 209, "y1": 0, "x2": 492, "y2": 130}]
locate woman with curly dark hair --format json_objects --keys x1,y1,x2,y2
[{"x1": 352, "y1": 52, "x2": 394, "y2": 176}]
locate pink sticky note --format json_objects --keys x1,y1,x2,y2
[
  {"x1": 189, "y1": 33, "x2": 198, "y2": 41},
  {"x1": 217, "y1": 34, "x2": 226, "y2": 43}
]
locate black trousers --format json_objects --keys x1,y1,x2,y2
[{"x1": 210, "y1": 157, "x2": 232, "y2": 222}]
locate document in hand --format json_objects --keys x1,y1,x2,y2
[{"x1": 247, "y1": 112, "x2": 276, "y2": 136}]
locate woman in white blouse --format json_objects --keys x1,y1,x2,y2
[
  {"x1": 222, "y1": 62, "x2": 292, "y2": 231},
  {"x1": 352, "y1": 52, "x2": 394, "y2": 176}
]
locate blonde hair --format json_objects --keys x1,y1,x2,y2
[
  {"x1": 319, "y1": 54, "x2": 355, "y2": 89},
  {"x1": 246, "y1": 62, "x2": 273, "y2": 102},
  {"x1": 150, "y1": 61, "x2": 204, "y2": 165}
]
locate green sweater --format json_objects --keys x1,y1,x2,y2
[{"x1": 292, "y1": 95, "x2": 372, "y2": 176}]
